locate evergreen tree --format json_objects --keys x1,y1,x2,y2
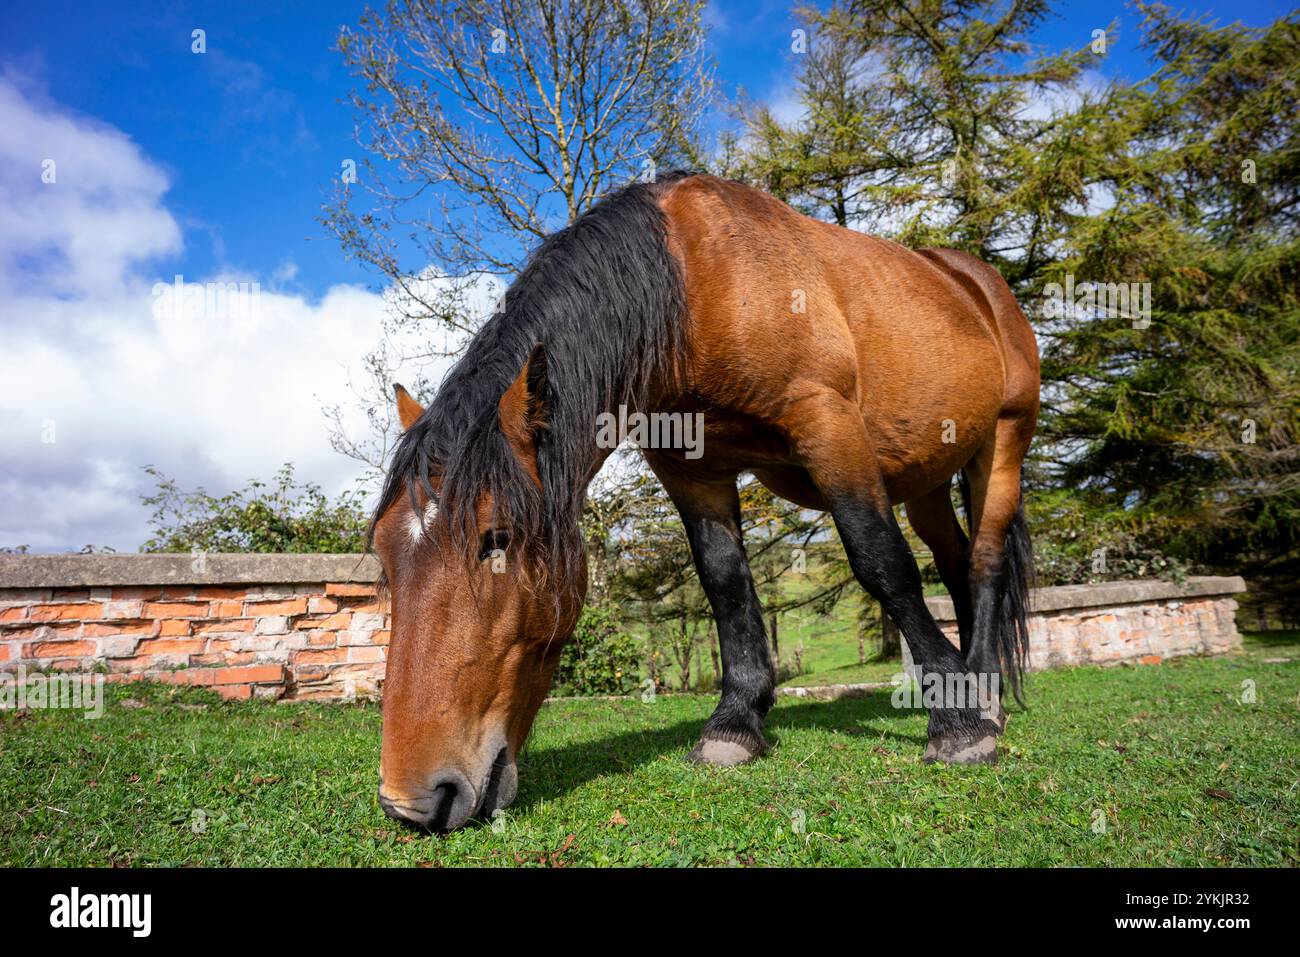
[{"x1": 1035, "y1": 6, "x2": 1299, "y2": 616}]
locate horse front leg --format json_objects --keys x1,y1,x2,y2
[{"x1": 647, "y1": 455, "x2": 775, "y2": 766}]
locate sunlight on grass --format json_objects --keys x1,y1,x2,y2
[{"x1": 1, "y1": 636, "x2": 1295, "y2": 867}]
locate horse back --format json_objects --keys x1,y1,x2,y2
[{"x1": 656, "y1": 176, "x2": 1032, "y2": 493}]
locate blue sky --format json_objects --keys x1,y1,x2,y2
[
  {"x1": 3, "y1": 0, "x2": 1290, "y2": 300},
  {"x1": 0, "y1": 0, "x2": 1292, "y2": 551}
]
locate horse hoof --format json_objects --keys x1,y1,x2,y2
[
  {"x1": 923, "y1": 733, "x2": 998, "y2": 766},
  {"x1": 687, "y1": 737, "x2": 763, "y2": 766}
]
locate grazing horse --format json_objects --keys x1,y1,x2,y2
[{"x1": 371, "y1": 173, "x2": 1039, "y2": 831}]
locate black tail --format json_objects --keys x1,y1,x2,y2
[
  {"x1": 958, "y1": 472, "x2": 1034, "y2": 707},
  {"x1": 1000, "y1": 501, "x2": 1034, "y2": 706}
]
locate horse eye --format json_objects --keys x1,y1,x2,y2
[{"x1": 479, "y1": 529, "x2": 510, "y2": 560}]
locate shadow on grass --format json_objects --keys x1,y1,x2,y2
[{"x1": 511, "y1": 689, "x2": 923, "y2": 815}]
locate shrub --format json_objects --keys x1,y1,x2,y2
[
  {"x1": 1027, "y1": 489, "x2": 1191, "y2": 586},
  {"x1": 551, "y1": 604, "x2": 641, "y2": 697},
  {"x1": 140, "y1": 464, "x2": 368, "y2": 554}
]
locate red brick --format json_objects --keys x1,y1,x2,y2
[
  {"x1": 2, "y1": 622, "x2": 80, "y2": 640},
  {"x1": 372, "y1": 630, "x2": 390, "y2": 646},
  {"x1": 244, "y1": 597, "x2": 307, "y2": 616},
  {"x1": 29, "y1": 603, "x2": 101, "y2": 622},
  {"x1": 324, "y1": 582, "x2": 375, "y2": 597},
  {"x1": 338, "y1": 597, "x2": 384, "y2": 614},
  {"x1": 292, "y1": 648, "x2": 347, "y2": 665},
  {"x1": 143, "y1": 601, "x2": 209, "y2": 618},
  {"x1": 216, "y1": 684, "x2": 253, "y2": 700},
  {"x1": 195, "y1": 586, "x2": 253, "y2": 600},
  {"x1": 0, "y1": 606, "x2": 28, "y2": 623},
  {"x1": 212, "y1": 664, "x2": 285, "y2": 685},
  {"x1": 207, "y1": 600, "x2": 244, "y2": 618},
  {"x1": 83, "y1": 620, "x2": 155, "y2": 637},
  {"x1": 307, "y1": 596, "x2": 339, "y2": 614},
  {"x1": 136, "y1": 637, "x2": 205, "y2": 656},
  {"x1": 158, "y1": 619, "x2": 192, "y2": 636},
  {"x1": 111, "y1": 587, "x2": 162, "y2": 601},
  {"x1": 0, "y1": 644, "x2": 9, "y2": 661},
  {"x1": 294, "y1": 612, "x2": 352, "y2": 631},
  {"x1": 192, "y1": 652, "x2": 257, "y2": 667},
  {"x1": 348, "y1": 646, "x2": 385, "y2": 663},
  {"x1": 29, "y1": 640, "x2": 96, "y2": 658},
  {"x1": 157, "y1": 664, "x2": 285, "y2": 687},
  {"x1": 304, "y1": 630, "x2": 338, "y2": 648},
  {"x1": 1138, "y1": 654, "x2": 1162, "y2": 666},
  {"x1": 193, "y1": 618, "x2": 255, "y2": 635}
]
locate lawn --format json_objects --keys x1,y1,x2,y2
[{"x1": 2, "y1": 634, "x2": 1296, "y2": 867}]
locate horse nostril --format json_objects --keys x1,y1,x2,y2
[
  {"x1": 427, "y1": 770, "x2": 478, "y2": 831},
  {"x1": 378, "y1": 769, "x2": 477, "y2": 832},
  {"x1": 480, "y1": 747, "x2": 518, "y2": 817},
  {"x1": 427, "y1": 782, "x2": 458, "y2": 830}
]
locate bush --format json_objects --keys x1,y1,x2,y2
[
  {"x1": 1027, "y1": 490, "x2": 1190, "y2": 586},
  {"x1": 551, "y1": 604, "x2": 642, "y2": 697},
  {"x1": 140, "y1": 464, "x2": 368, "y2": 554}
]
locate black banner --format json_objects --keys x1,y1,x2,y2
[{"x1": 0, "y1": 866, "x2": 1288, "y2": 943}]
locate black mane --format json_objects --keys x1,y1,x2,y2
[{"x1": 371, "y1": 172, "x2": 691, "y2": 593}]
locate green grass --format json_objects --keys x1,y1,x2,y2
[
  {"x1": 2, "y1": 635, "x2": 1296, "y2": 867},
  {"x1": 764, "y1": 577, "x2": 949, "y2": 680},
  {"x1": 778, "y1": 658, "x2": 903, "y2": 687}
]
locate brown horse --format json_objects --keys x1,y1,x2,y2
[{"x1": 370, "y1": 173, "x2": 1039, "y2": 831}]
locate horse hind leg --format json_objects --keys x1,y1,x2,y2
[
  {"x1": 904, "y1": 480, "x2": 974, "y2": 654},
  {"x1": 777, "y1": 392, "x2": 999, "y2": 764}
]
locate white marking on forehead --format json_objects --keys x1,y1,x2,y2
[{"x1": 407, "y1": 500, "x2": 439, "y2": 545}]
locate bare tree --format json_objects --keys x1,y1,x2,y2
[{"x1": 321, "y1": 0, "x2": 713, "y2": 475}]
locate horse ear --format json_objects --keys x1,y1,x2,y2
[
  {"x1": 394, "y1": 383, "x2": 425, "y2": 431},
  {"x1": 498, "y1": 343, "x2": 549, "y2": 474}
]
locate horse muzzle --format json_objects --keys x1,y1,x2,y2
[{"x1": 378, "y1": 745, "x2": 517, "y2": 832}]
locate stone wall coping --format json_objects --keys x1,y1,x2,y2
[
  {"x1": 0, "y1": 556, "x2": 1245, "y2": 613},
  {"x1": 923, "y1": 575, "x2": 1246, "y2": 622},
  {"x1": 0, "y1": 553, "x2": 381, "y2": 589}
]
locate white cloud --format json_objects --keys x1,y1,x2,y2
[
  {"x1": 0, "y1": 76, "x2": 181, "y2": 300},
  {"x1": 1018, "y1": 68, "x2": 1110, "y2": 123},
  {"x1": 765, "y1": 68, "x2": 805, "y2": 126},
  {"x1": 0, "y1": 76, "x2": 437, "y2": 552}
]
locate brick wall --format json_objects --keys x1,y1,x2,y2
[
  {"x1": 0, "y1": 556, "x2": 1246, "y2": 702},
  {"x1": 0, "y1": 555, "x2": 387, "y2": 701},
  {"x1": 906, "y1": 576, "x2": 1247, "y2": 674}
]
